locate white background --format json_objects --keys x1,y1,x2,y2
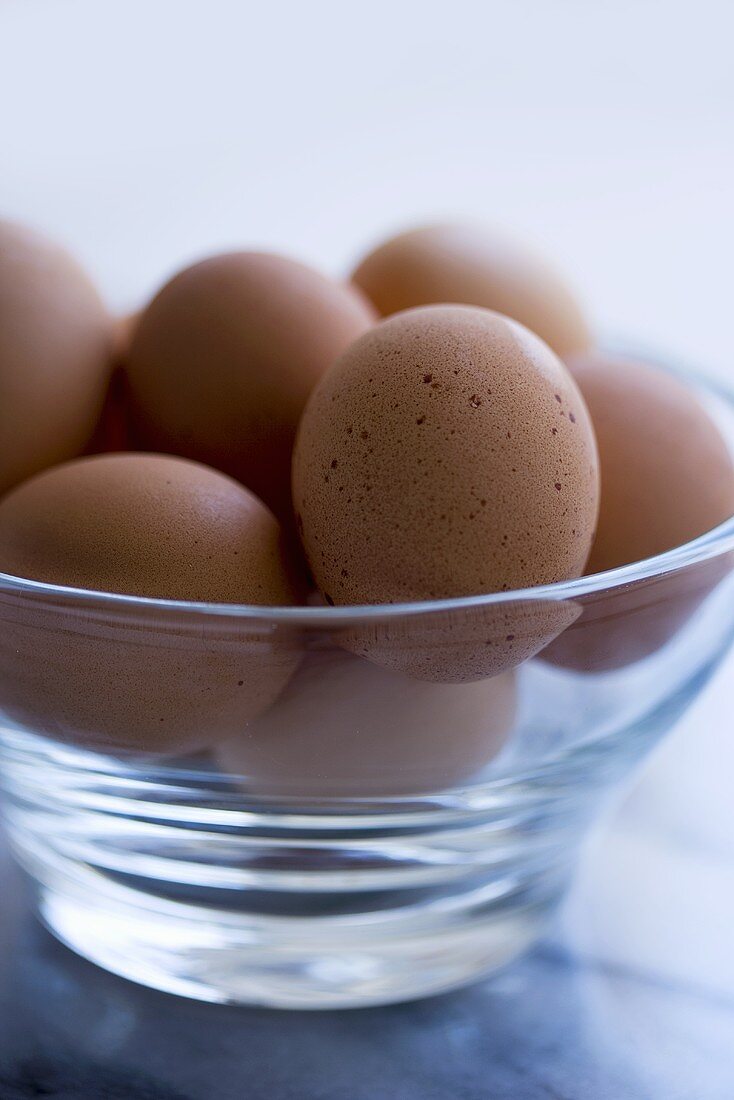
[
  {"x1": 1, "y1": 0, "x2": 733, "y2": 375},
  {"x1": 1, "y1": 0, "x2": 734, "y2": 975}
]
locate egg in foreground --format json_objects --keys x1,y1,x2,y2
[
  {"x1": 0, "y1": 454, "x2": 302, "y2": 752},
  {"x1": 294, "y1": 305, "x2": 599, "y2": 605},
  {"x1": 293, "y1": 305, "x2": 599, "y2": 680}
]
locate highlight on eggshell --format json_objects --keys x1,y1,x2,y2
[
  {"x1": 0, "y1": 218, "x2": 113, "y2": 496},
  {"x1": 351, "y1": 223, "x2": 592, "y2": 358},
  {"x1": 125, "y1": 250, "x2": 376, "y2": 524},
  {"x1": 0, "y1": 453, "x2": 303, "y2": 752}
]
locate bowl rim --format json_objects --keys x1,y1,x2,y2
[{"x1": 2, "y1": 341, "x2": 734, "y2": 625}]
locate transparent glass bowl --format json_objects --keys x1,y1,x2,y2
[{"x1": 1, "y1": 352, "x2": 734, "y2": 1009}]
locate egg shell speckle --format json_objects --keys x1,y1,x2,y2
[
  {"x1": 343, "y1": 597, "x2": 580, "y2": 683},
  {"x1": 293, "y1": 305, "x2": 600, "y2": 609}
]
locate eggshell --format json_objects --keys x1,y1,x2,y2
[
  {"x1": 572, "y1": 352, "x2": 734, "y2": 573},
  {"x1": 542, "y1": 352, "x2": 734, "y2": 671},
  {"x1": 126, "y1": 252, "x2": 375, "y2": 521},
  {"x1": 351, "y1": 224, "x2": 591, "y2": 358},
  {"x1": 0, "y1": 220, "x2": 112, "y2": 496},
  {"x1": 0, "y1": 454, "x2": 302, "y2": 752},
  {"x1": 294, "y1": 305, "x2": 599, "y2": 604},
  {"x1": 217, "y1": 651, "x2": 516, "y2": 796},
  {"x1": 342, "y1": 598, "x2": 580, "y2": 683},
  {"x1": 542, "y1": 557, "x2": 733, "y2": 673}
]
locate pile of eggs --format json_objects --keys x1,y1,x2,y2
[{"x1": 0, "y1": 218, "x2": 733, "y2": 787}]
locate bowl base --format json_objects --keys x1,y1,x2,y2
[
  {"x1": 0, "y1": 728, "x2": 588, "y2": 1010},
  {"x1": 34, "y1": 874, "x2": 556, "y2": 1009}
]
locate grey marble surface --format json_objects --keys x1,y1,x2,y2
[{"x1": 0, "y1": 662, "x2": 733, "y2": 1100}]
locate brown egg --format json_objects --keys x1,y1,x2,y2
[
  {"x1": 572, "y1": 353, "x2": 734, "y2": 573},
  {"x1": 217, "y1": 651, "x2": 516, "y2": 797},
  {"x1": 342, "y1": 597, "x2": 580, "y2": 683},
  {"x1": 294, "y1": 305, "x2": 599, "y2": 601},
  {"x1": 0, "y1": 219, "x2": 112, "y2": 496},
  {"x1": 351, "y1": 224, "x2": 591, "y2": 358},
  {"x1": 541, "y1": 556, "x2": 733, "y2": 673},
  {"x1": 542, "y1": 352, "x2": 734, "y2": 671},
  {"x1": 0, "y1": 454, "x2": 302, "y2": 753},
  {"x1": 126, "y1": 252, "x2": 375, "y2": 522}
]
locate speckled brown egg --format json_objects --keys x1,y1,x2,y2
[
  {"x1": 126, "y1": 252, "x2": 375, "y2": 522},
  {"x1": 0, "y1": 219, "x2": 112, "y2": 496},
  {"x1": 343, "y1": 597, "x2": 580, "y2": 683},
  {"x1": 217, "y1": 652, "x2": 516, "y2": 797},
  {"x1": 293, "y1": 305, "x2": 600, "y2": 613},
  {"x1": 0, "y1": 454, "x2": 302, "y2": 753},
  {"x1": 351, "y1": 224, "x2": 591, "y2": 358},
  {"x1": 542, "y1": 351, "x2": 734, "y2": 671}
]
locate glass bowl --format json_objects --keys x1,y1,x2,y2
[{"x1": 1, "y1": 350, "x2": 733, "y2": 1010}]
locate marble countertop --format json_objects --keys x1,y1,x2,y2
[{"x1": 1, "y1": 661, "x2": 733, "y2": 1100}]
